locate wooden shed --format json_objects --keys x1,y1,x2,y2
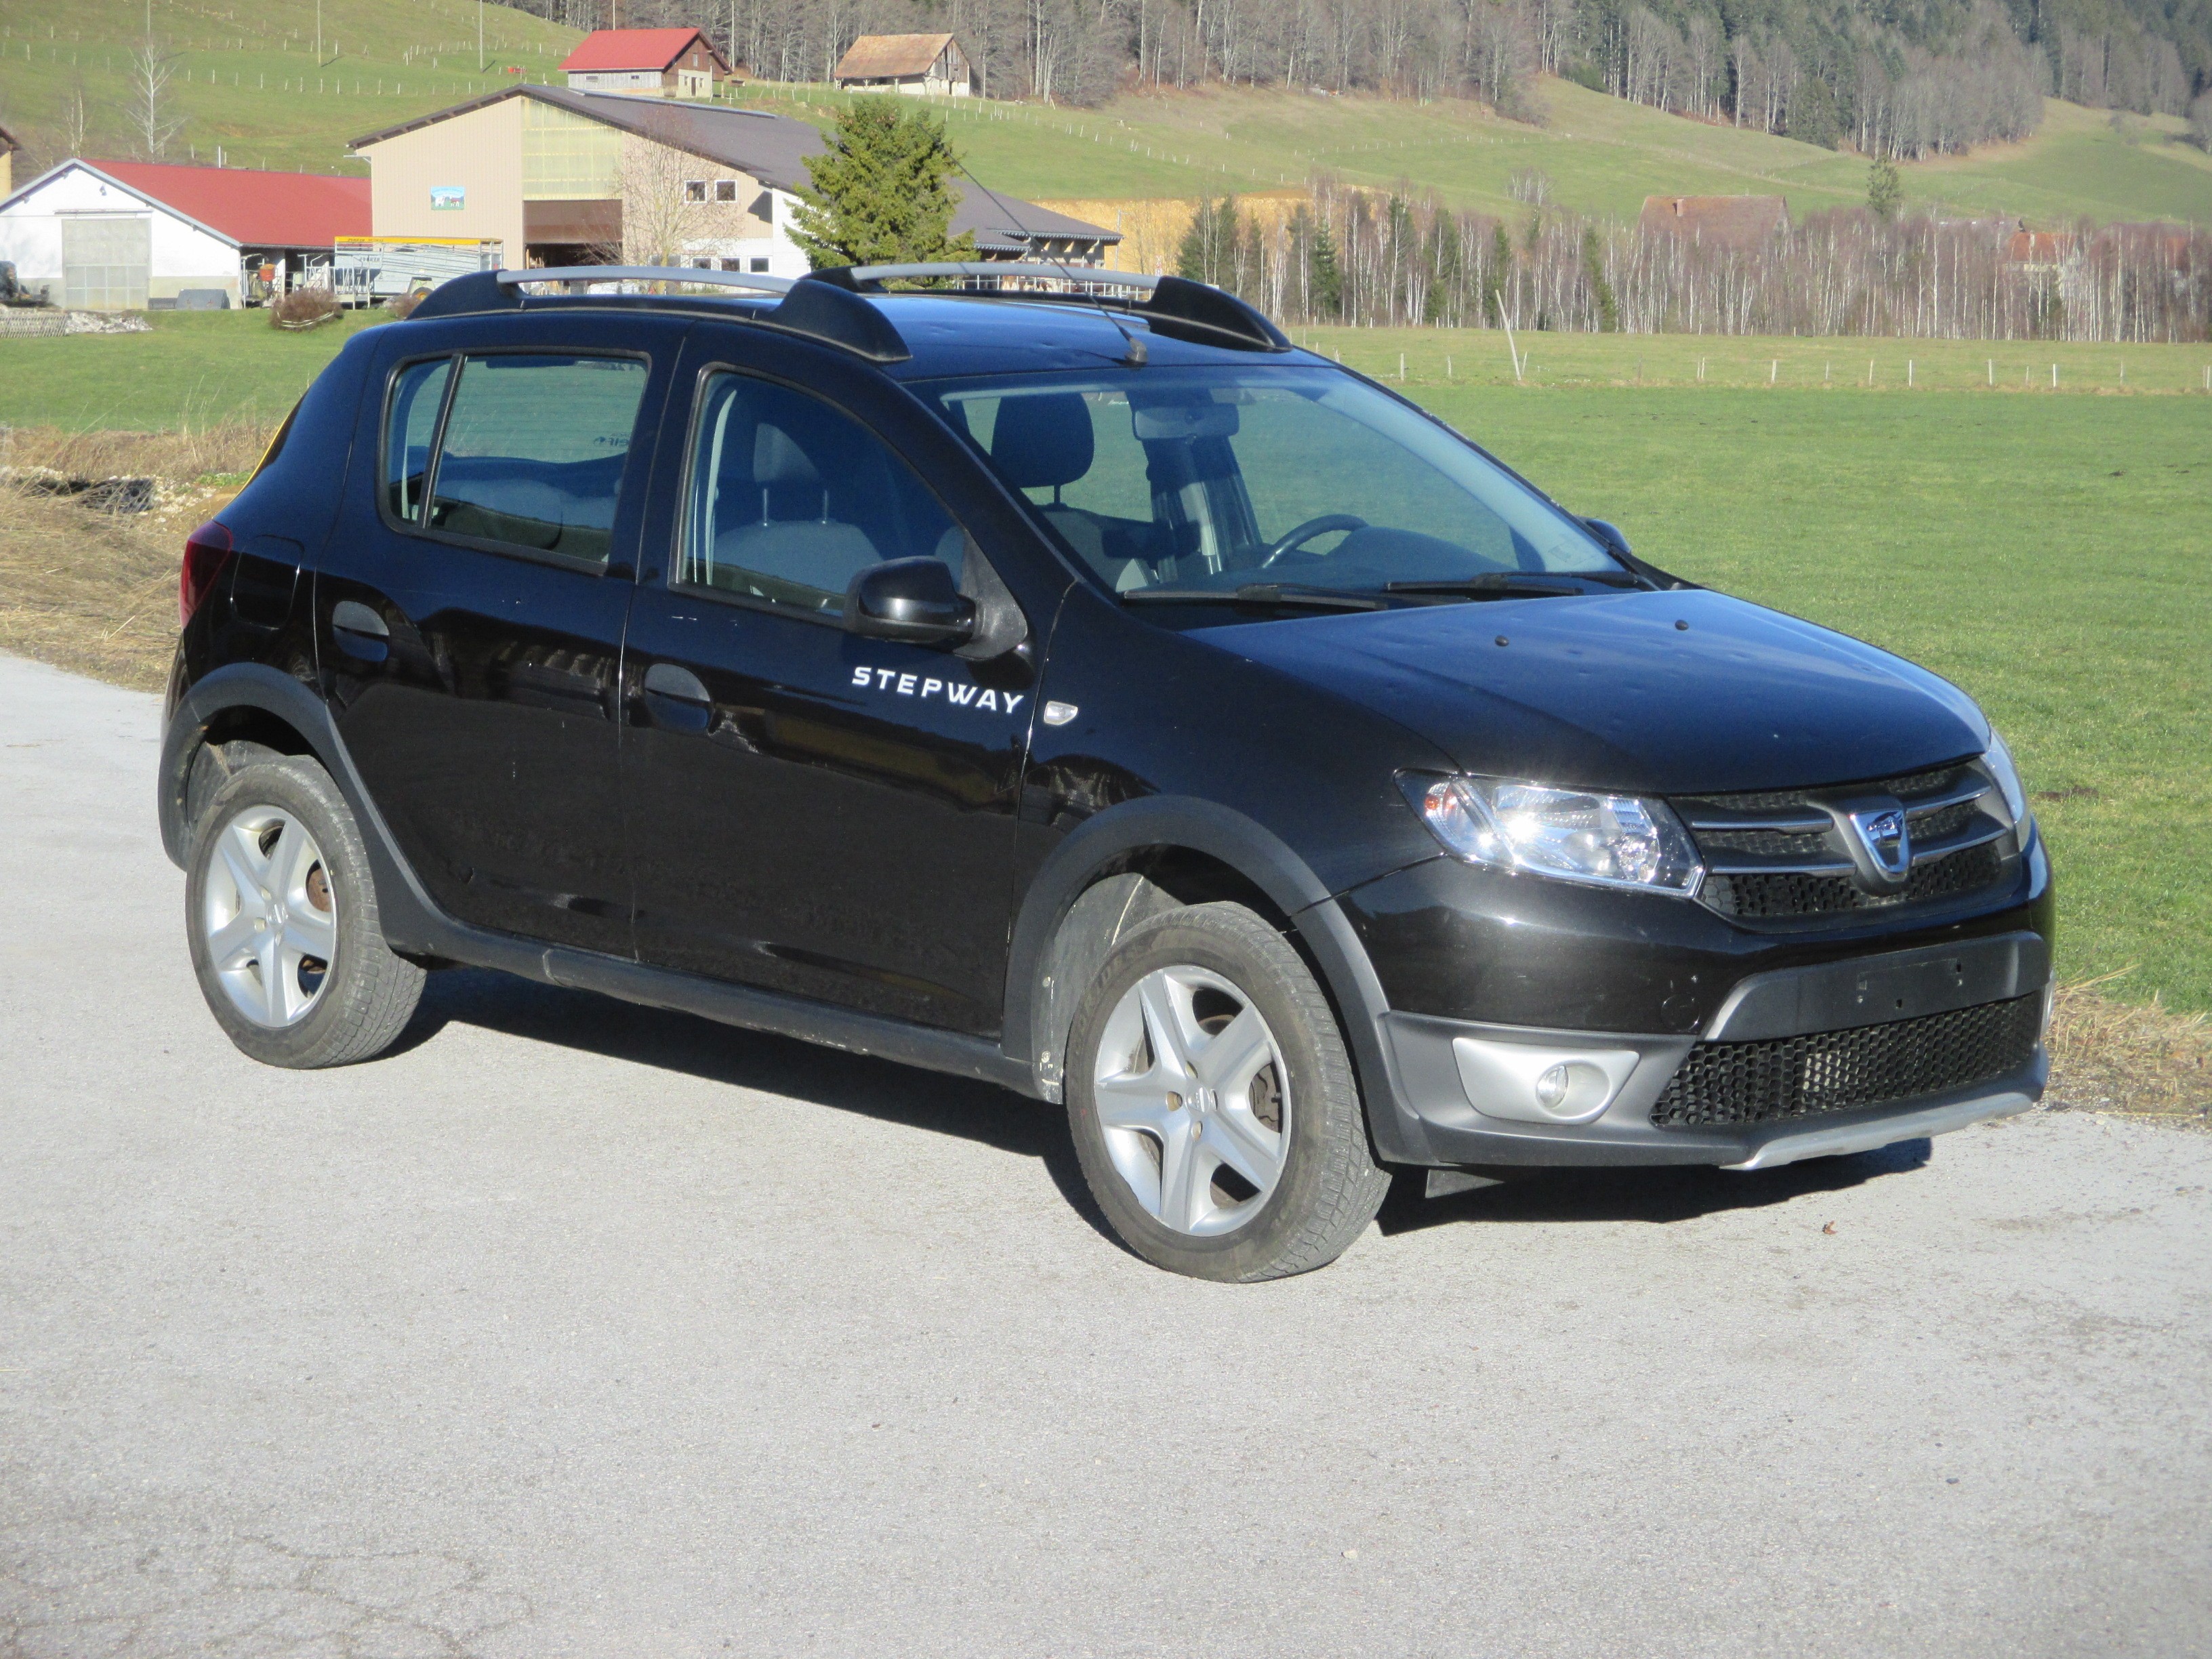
[{"x1": 832, "y1": 35, "x2": 975, "y2": 97}]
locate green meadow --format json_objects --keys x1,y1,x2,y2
[{"x1": 3, "y1": 310, "x2": 2206, "y2": 1014}]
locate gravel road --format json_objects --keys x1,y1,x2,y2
[{"x1": 3, "y1": 651, "x2": 2207, "y2": 1658}]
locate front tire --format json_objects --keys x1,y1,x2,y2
[
  {"x1": 1065, "y1": 901, "x2": 1391, "y2": 1280},
  {"x1": 184, "y1": 754, "x2": 424, "y2": 1068}
]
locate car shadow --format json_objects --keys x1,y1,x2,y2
[
  {"x1": 398, "y1": 968, "x2": 1936, "y2": 1252},
  {"x1": 396, "y1": 966, "x2": 1114, "y2": 1239},
  {"x1": 1376, "y1": 1137, "x2": 1934, "y2": 1235}
]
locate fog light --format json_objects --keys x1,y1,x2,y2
[
  {"x1": 1449, "y1": 1038, "x2": 1645, "y2": 1126},
  {"x1": 1534, "y1": 1065, "x2": 1570, "y2": 1110}
]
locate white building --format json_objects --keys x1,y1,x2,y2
[{"x1": 0, "y1": 159, "x2": 370, "y2": 309}]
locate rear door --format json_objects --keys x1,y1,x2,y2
[
  {"x1": 316, "y1": 312, "x2": 680, "y2": 956},
  {"x1": 620, "y1": 330, "x2": 1041, "y2": 1035}
]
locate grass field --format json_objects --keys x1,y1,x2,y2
[
  {"x1": 2, "y1": 312, "x2": 2207, "y2": 1031},
  {"x1": 5, "y1": 0, "x2": 2211, "y2": 229}
]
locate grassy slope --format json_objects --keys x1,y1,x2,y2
[
  {"x1": 768, "y1": 77, "x2": 2212, "y2": 227},
  {"x1": 4, "y1": 3, "x2": 2208, "y2": 226},
  {"x1": 0, "y1": 0, "x2": 581, "y2": 176}
]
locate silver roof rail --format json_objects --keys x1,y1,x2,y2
[
  {"x1": 497, "y1": 265, "x2": 796, "y2": 295},
  {"x1": 844, "y1": 261, "x2": 1160, "y2": 291}
]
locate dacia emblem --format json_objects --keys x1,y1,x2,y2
[{"x1": 1847, "y1": 804, "x2": 1912, "y2": 883}]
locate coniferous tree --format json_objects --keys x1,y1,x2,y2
[
  {"x1": 1178, "y1": 196, "x2": 1242, "y2": 289},
  {"x1": 790, "y1": 100, "x2": 977, "y2": 270}
]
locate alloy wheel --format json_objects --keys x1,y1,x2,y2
[
  {"x1": 200, "y1": 804, "x2": 337, "y2": 1028},
  {"x1": 1091, "y1": 965, "x2": 1290, "y2": 1236}
]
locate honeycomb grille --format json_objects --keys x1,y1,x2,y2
[
  {"x1": 1702, "y1": 842, "x2": 2005, "y2": 920},
  {"x1": 1652, "y1": 994, "x2": 2043, "y2": 1128}
]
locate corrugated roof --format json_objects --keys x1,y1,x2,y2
[
  {"x1": 1637, "y1": 194, "x2": 1788, "y2": 249},
  {"x1": 80, "y1": 160, "x2": 370, "y2": 247},
  {"x1": 559, "y1": 28, "x2": 727, "y2": 75},
  {"x1": 834, "y1": 34, "x2": 957, "y2": 81},
  {"x1": 350, "y1": 88, "x2": 1115, "y2": 253}
]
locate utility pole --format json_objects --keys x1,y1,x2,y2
[
  {"x1": 477, "y1": 0, "x2": 484, "y2": 73},
  {"x1": 316, "y1": 0, "x2": 322, "y2": 62}
]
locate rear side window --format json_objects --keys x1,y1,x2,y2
[
  {"x1": 679, "y1": 372, "x2": 960, "y2": 617},
  {"x1": 384, "y1": 359, "x2": 451, "y2": 521},
  {"x1": 386, "y1": 352, "x2": 648, "y2": 565}
]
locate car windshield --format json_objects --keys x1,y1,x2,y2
[{"x1": 917, "y1": 365, "x2": 1624, "y2": 600}]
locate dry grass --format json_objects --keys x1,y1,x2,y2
[
  {"x1": 2047, "y1": 977, "x2": 2212, "y2": 1128},
  {"x1": 0, "y1": 421, "x2": 274, "y2": 691}
]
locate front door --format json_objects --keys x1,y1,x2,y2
[
  {"x1": 621, "y1": 352, "x2": 1034, "y2": 1035},
  {"x1": 319, "y1": 319, "x2": 675, "y2": 956}
]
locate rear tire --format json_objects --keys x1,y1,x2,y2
[
  {"x1": 184, "y1": 754, "x2": 424, "y2": 1069},
  {"x1": 1065, "y1": 901, "x2": 1391, "y2": 1280}
]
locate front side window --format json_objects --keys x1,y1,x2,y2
[
  {"x1": 680, "y1": 372, "x2": 960, "y2": 617},
  {"x1": 416, "y1": 353, "x2": 648, "y2": 565},
  {"x1": 923, "y1": 367, "x2": 1620, "y2": 597}
]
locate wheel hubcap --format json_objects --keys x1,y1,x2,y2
[
  {"x1": 201, "y1": 805, "x2": 335, "y2": 1029},
  {"x1": 1092, "y1": 966, "x2": 1290, "y2": 1237}
]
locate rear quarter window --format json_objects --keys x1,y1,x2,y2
[{"x1": 385, "y1": 352, "x2": 649, "y2": 566}]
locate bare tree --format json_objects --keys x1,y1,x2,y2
[
  {"x1": 619, "y1": 137, "x2": 711, "y2": 266},
  {"x1": 127, "y1": 38, "x2": 185, "y2": 159},
  {"x1": 62, "y1": 79, "x2": 92, "y2": 158}
]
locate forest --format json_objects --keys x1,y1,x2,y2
[{"x1": 497, "y1": 0, "x2": 2212, "y2": 155}]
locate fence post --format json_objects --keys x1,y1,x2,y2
[
  {"x1": 1908, "y1": 359, "x2": 1914, "y2": 388},
  {"x1": 1987, "y1": 359, "x2": 1993, "y2": 386},
  {"x1": 1770, "y1": 359, "x2": 1777, "y2": 384},
  {"x1": 2051, "y1": 363, "x2": 2058, "y2": 388}
]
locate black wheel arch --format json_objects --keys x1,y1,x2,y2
[{"x1": 1004, "y1": 796, "x2": 1433, "y2": 1163}]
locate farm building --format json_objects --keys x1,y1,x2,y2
[
  {"x1": 350, "y1": 86, "x2": 1111, "y2": 278},
  {"x1": 832, "y1": 35, "x2": 976, "y2": 96},
  {"x1": 0, "y1": 159, "x2": 369, "y2": 310},
  {"x1": 1639, "y1": 195, "x2": 1790, "y2": 250},
  {"x1": 559, "y1": 28, "x2": 737, "y2": 100},
  {"x1": 0, "y1": 121, "x2": 18, "y2": 198}
]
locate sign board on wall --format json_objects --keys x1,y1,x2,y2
[{"x1": 430, "y1": 186, "x2": 466, "y2": 211}]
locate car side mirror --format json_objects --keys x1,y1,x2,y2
[
  {"x1": 846, "y1": 557, "x2": 977, "y2": 648},
  {"x1": 1582, "y1": 517, "x2": 1632, "y2": 559}
]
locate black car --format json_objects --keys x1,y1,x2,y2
[{"x1": 161, "y1": 262, "x2": 2053, "y2": 1280}]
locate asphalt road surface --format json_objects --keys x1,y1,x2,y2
[{"x1": 3, "y1": 651, "x2": 2208, "y2": 1659}]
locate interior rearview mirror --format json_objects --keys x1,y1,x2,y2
[
  {"x1": 1132, "y1": 402, "x2": 1240, "y2": 441},
  {"x1": 846, "y1": 558, "x2": 977, "y2": 649}
]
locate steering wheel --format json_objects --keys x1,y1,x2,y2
[{"x1": 1257, "y1": 514, "x2": 1367, "y2": 569}]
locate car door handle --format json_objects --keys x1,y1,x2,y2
[
  {"x1": 330, "y1": 598, "x2": 390, "y2": 663},
  {"x1": 640, "y1": 661, "x2": 713, "y2": 732},
  {"x1": 642, "y1": 662, "x2": 710, "y2": 703}
]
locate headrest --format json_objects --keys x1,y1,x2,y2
[
  {"x1": 991, "y1": 392, "x2": 1093, "y2": 491},
  {"x1": 753, "y1": 424, "x2": 820, "y2": 487}
]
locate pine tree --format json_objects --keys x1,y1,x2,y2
[
  {"x1": 1295, "y1": 208, "x2": 1343, "y2": 320},
  {"x1": 1178, "y1": 196, "x2": 1241, "y2": 289},
  {"x1": 790, "y1": 100, "x2": 977, "y2": 270},
  {"x1": 1867, "y1": 157, "x2": 1904, "y2": 222}
]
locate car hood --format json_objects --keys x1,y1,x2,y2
[{"x1": 1197, "y1": 588, "x2": 1990, "y2": 796}]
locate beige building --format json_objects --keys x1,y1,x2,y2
[
  {"x1": 351, "y1": 86, "x2": 1113, "y2": 278},
  {"x1": 832, "y1": 34, "x2": 976, "y2": 96}
]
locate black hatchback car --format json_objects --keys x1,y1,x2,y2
[{"x1": 161, "y1": 262, "x2": 2052, "y2": 1279}]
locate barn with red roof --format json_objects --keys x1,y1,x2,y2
[
  {"x1": 0, "y1": 158, "x2": 370, "y2": 309},
  {"x1": 559, "y1": 28, "x2": 737, "y2": 99}
]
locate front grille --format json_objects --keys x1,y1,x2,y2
[
  {"x1": 1651, "y1": 994, "x2": 2043, "y2": 1128},
  {"x1": 1702, "y1": 842, "x2": 2005, "y2": 920},
  {"x1": 1677, "y1": 761, "x2": 2013, "y2": 923}
]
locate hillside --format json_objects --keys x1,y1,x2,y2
[
  {"x1": 0, "y1": 0, "x2": 583, "y2": 176},
  {"x1": 3, "y1": 1, "x2": 2209, "y2": 228}
]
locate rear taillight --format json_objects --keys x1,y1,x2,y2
[{"x1": 180, "y1": 521, "x2": 233, "y2": 626}]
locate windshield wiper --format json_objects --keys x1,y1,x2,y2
[
  {"x1": 1386, "y1": 573, "x2": 1610, "y2": 600},
  {"x1": 1122, "y1": 583, "x2": 1390, "y2": 613}
]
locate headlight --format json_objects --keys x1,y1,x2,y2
[
  {"x1": 1400, "y1": 774, "x2": 1704, "y2": 895},
  {"x1": 1983, "y1": 728, "x2": 2036, "y2": 840}
]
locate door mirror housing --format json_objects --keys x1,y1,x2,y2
[
  {"x1": 1582, "y1": 517, "x2": 1632, "y2": 559},
  {"x1": 846, "y1": 558, "x2": 977, "y2": 648}
]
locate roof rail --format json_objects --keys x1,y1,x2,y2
[
  {"x1": 497, "y1": 264, "x2": 796, "y2": 295},
  {"x1": 407, "y1": 263, "x2": 909, "y2": 363},
  {"x1": 806, "y1": 261, "x2": 1288, "y2": 352}
]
